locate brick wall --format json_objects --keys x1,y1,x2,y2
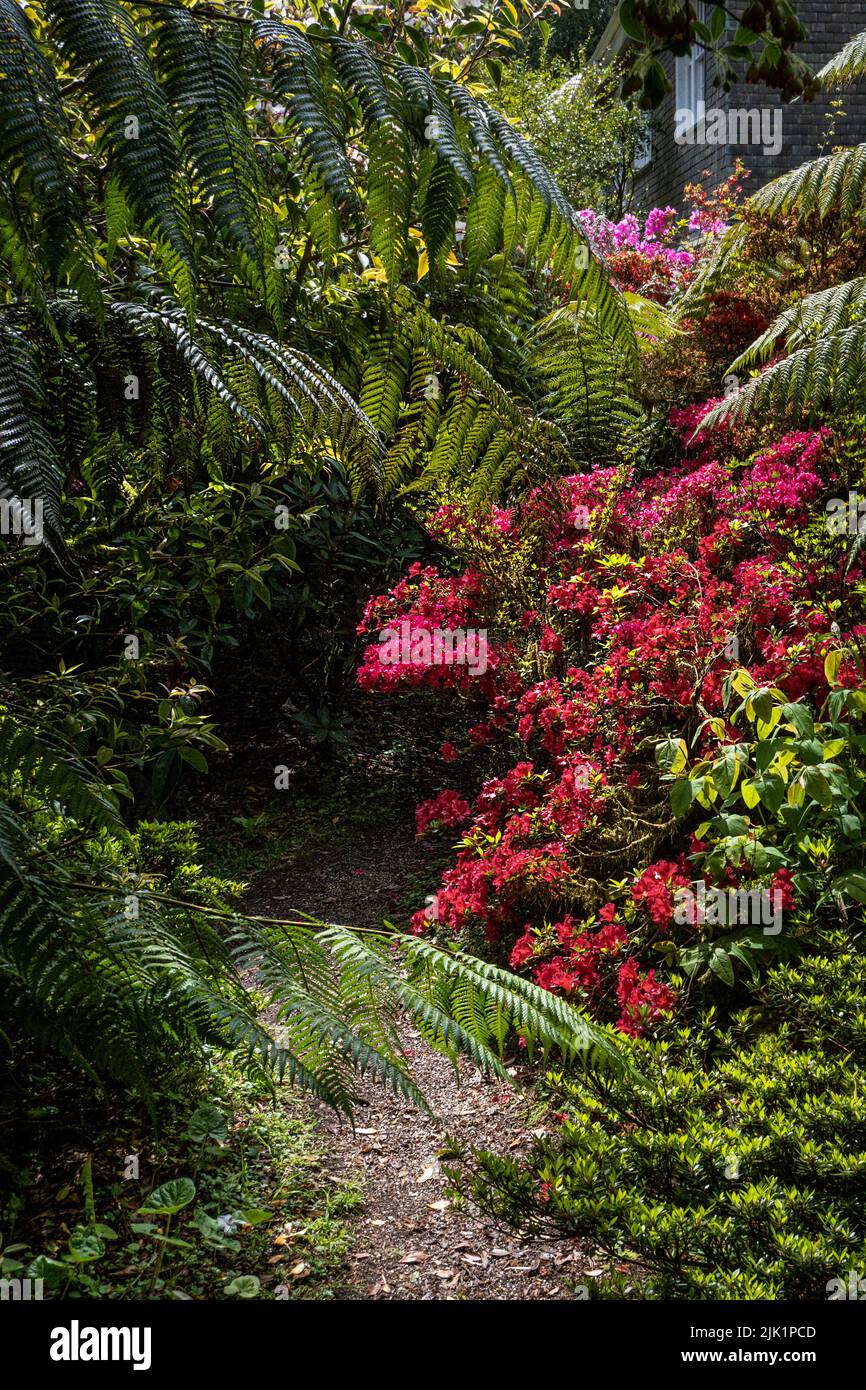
[{"x1": 633, "y1": 1, "x2": 866, "y2": 211}]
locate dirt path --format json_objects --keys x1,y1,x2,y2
[
  {"x1": 316, "y1": 1039, "x2": 591, "y2": 1300},
  {"x1": 247, "y1": 810, "x2": 592, "y2": 1301}
]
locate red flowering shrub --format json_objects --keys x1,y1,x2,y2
[{"x1": 358, "y1": 408, "x2": 865, "y2": 1036}]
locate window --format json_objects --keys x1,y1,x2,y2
[
  {"x1": 674, "y1": 3, "x2": 707, "y2": 130},
  {"x1": 634, "y1": 121, "x2": 652, "y2": 172}
]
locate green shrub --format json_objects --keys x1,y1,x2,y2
[{"x1": 449, "y1": 930, "x2": 866, "y2": 1298}]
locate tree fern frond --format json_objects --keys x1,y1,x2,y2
[
  {"x1": 253, "y1": 17, "x2": 356, "y2": 211},
  {"x1": 464, "y1": 158, "x2": 506, "y2": 278},
  {"x1": 749, "y1": 143, "x2": 866, "y2": 222},
  {"x1": 705, "y1": 327, "x2": 866, "y2": 431},
  {"x1": 46, "y1": 0, "x2": 193, "y2": 291},
  {"x1": 0, "y1": 713, "x2": 124, "y2": 834},
  {"x1": 443, "y1": 81, "x2": 513, "y2": 194},
  {"x1": 396, "y1": 63, "x2": 474, "y2": 189},
  {"x1": 0, "y1": 0, "x2": 82, "y2": 272},
  {"x1": 367, "y1": 115, "x2": 413, "y2": 292},
  {"x1": 153, "y1": 8, "x2": 277, "y2": 312},
  {"x1": 819, "y1": 28, "x2": 866, "y2": 85},
  {"x1": 481, "y1": 99, "x2": 575, "y2": 224},
  {"x1": 108, "y1": 295, "x2": 267, "y2": 437},
  {"x1": 418, "y1": 151, "x2": 463, "y2": 273},
  {"x1": 0, "y1": 325, "x2": 63, "y2": 540},
  {"x1": 325, "y1": 926, "x2": 631, "y2": 1078},
  {"x1": 330, "y1": 34, "x2": 394, "y2": 124}
]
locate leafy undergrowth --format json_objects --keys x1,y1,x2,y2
[{"x1": 0, "y1": 1055, "x2": 360, "y2": 1301}]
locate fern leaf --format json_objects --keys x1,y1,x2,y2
[
  {"x1": 46, "y1": 0, "x2": 193, "y2": 293},
  {"x1": 367, "y1": 116, "x2": 412, "y2": 292},
  {"x1": 0, "y1": 326, "x2": 63, "y2": 540},
  {"x1": 0, "y1": 0, "x2": 82, "y2": 272},
  {"x1": 819, "y1": 28, "x2": 866, "y2": 85},
  {"x1": 252, "y1": 17, "x2": 355, "y2": 210},
  {"x1": 153, "y1": 8, "x2": 277, "y2": 313}
]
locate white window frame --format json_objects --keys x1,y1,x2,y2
[
  {"x1": 675, "y1": 3, "x2": 707, "y2": 134},
  {"x1": 634, "y1": 122, "x2": 652, "y2": 172}
]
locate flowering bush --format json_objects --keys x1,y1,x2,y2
[
  {"x1": 577, "y1": 205, "x2": 696, "y2": 299},
  {"x1": 576, "y1": 167, "x2": 747, "y2": 303},
  {"x1": 358, "y1": 403, "x2": 866, "y2": 1037}
]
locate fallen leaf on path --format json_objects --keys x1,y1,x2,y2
[{"x1": 399, "y1": 1251, "x2": 430, "y2": 1264}]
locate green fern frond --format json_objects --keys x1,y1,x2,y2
[
  {"x1": 532, "y1": 300, "x2": 645, "y2": 461},
  {"x1": 750, "y1": 143, "x2": 866, "y2": 222},
  {"x1": 481, "y1": 98, "x2": 574, "y2": 224},
  {"x1": 0, "y1": 713, "x2": 124, "y2": 834},
  {"x1": 0, "y1": 190, "x2": 54, "y2": 325},
  {"x1": 819, "y1": 28, "x2": 866, "y2": 85},
  {"x1": 325, "y1": 926, "x2": 631, "y2": 1078},
  {"x1": 46, "y1": 0, "x2": 194, "y2": 293},
  {"x1": 367, "y1": 116, "x2": 413, "y2": 292},
  {"x1": 253, "y1": 17, "x2": 356, "y2": 211},
  {"x1": 418, "y1": 152, "x2": 462, "y2": 272},
  {"x1": 0, "y1": 325, "x2": 63, "y2": 540},
  {"x1": 703, "y1": 276, "x2": 866, "y2": 429},
  {"x1": 0, "y1": 0, "x2": 82, "y2": 273},
  {"x1": 396, "y1": 63, "x2": 474, "y2": 188},
  {"x1": 109, "y1": 295, "x2": 267, "y2": 437},
  {"x1": 464, "y1": 158, "x2": 506, "y2": 278},
  {"x1": 330, "y1": 34, "x2": 394, "y2": 124},
  {"x1": 153, "y1": 8, "x2": 277, "y2": 312}
]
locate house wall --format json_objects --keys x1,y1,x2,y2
[{"x1": 631, "y1": 1, "x2": 866, "y2": 211}]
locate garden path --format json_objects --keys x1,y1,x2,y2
[{"x1": 248, "y1": 808, "x2": 592, "y2": 1300}]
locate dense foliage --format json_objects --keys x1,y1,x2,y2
[
  {"x1": 1, "y1": 0, "x2": 640, "y2": 1123},
  {"x1": 3, "y1": 0, "x2": 865, "y2": 1305},
  {"x1": 449, "y1": 932, "x2": 866, "y2": 1298}
]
